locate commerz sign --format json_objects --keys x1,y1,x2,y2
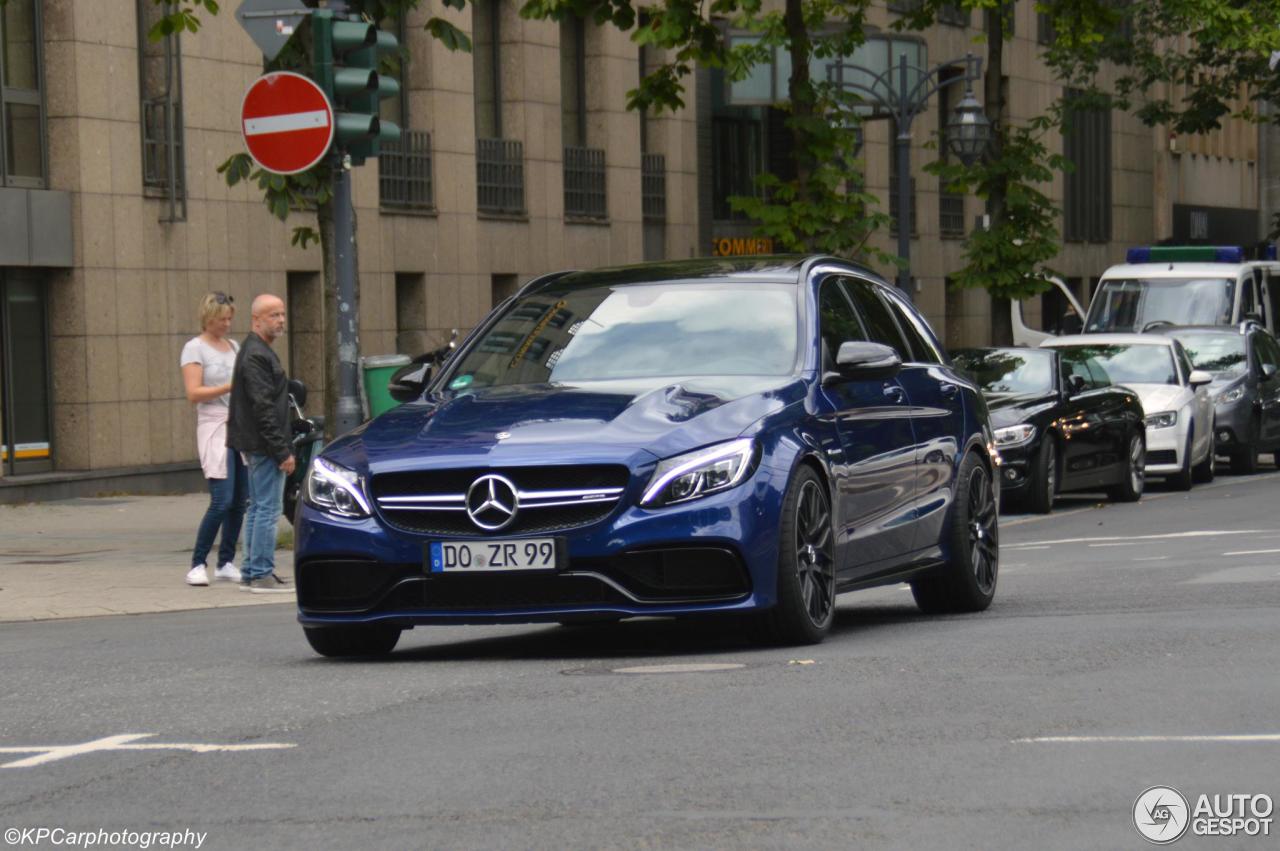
[{"x1": 712, "y1": 237, "x2": 774, "y2": 257}]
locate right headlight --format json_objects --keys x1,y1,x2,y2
[
  {"x1": 641, "y1": 438, "x2": 757, "y2": 508},
  {"x1": 1144, "y1": 411, "x2": 1178, "y2": 429},
  {"x1": 303, "y1": 457, "x2": 372, "y2": 519}
]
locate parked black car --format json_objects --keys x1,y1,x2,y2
[
  {"x1": 951, "y1": 347, "x2": 1147, "y2": 513},
  {"x1": 1159, "y1": 324, "x2": 1280, "y2": 474}
]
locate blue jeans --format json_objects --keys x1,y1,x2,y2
[
  {"x1": 243, "y1": 452, "x2": 286, "y2": 580},
  {"x1": 191, "y1": 448, "x2": 247, "y2": 569}
]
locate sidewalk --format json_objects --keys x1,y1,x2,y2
[{"x1": 0, "y1": 494, "x2": 295, "y2": 622}]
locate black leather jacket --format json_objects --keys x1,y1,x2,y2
[{"x1": 226, "y1": 332, "x2": 291, "y2": 463}]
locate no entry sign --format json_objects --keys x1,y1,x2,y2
[{"x1": 240, "y1": 71, "x2": 334, "y2": 175}]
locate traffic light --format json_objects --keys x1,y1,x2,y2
[{"x1": 311, "y1": 9, "x2": 401, "y2": 165}]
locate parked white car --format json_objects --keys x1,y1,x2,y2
[{"x1": 1041, "y1": 334, "x2": 1216, "y2": 490}]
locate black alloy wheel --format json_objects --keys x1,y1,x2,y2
[
  {"x1": 911, "y1": 452, "x2": 998, "y2": 614},
  {"x1": 758, "y1": 467, "x2": 836, "y2": 645},
  {"x1": 1193, "y1": 424, "x2": 1216, "y2": 483},
  {"x1": 1024, "y1": 436, "x2": 1056, "y2": 515},
  {"x1": 1108, "y1": 432, "x2": 1145, "y2": 502},
  {"x1": 304, "y1": 624, "x2": 402, "y2": 658}
]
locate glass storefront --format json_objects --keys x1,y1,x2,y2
[{"x1": 0, "y1": 269, "x2": 51, "y2": 474}]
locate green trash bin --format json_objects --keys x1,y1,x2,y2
[{"x1": 360, "y1": 354, "x2": 412, "y2": 420}]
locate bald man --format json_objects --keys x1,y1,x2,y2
[{"x1": 226, "y1": 293, "x2": 295, "y2": 593}]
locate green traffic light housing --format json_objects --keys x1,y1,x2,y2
[{"x1": 311, "y1": 10, "x2": 402, "y2": 164}]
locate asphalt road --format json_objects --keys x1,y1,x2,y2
[{"x1": 2, "y1": 467, "x2": 1279, "y2": 850}]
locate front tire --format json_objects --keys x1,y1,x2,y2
[
  {"x1": 911, "y1": 452, "x2": 998, "y2": 614},
  {"x1": 758, "y1": 466, "x2": 836, "y2": 645},
  {"x1": 1230, "y1": 415, "x2": 1260, "y2": 475},
  {"x1": 1107, "y1": 432, "x2": 1145, "y2": 502},
  {"x1": 1167, "y1": 427, "x2": 1194, "y2": 491},
  {"x1": 1023, "y1": 436, "x2": 1056, "y2": 515},
  {"x1": 304, "y1": 625, "x2": 402, "y2": 658}
]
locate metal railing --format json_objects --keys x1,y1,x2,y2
[
  {"x1": 476, "y1": 138, "x2": 525, "y2": 215},
  {"x1": 379, "y1": 130, "x2": 434, "y2": 211},
  {"x1": 141, "y1": 98, "x2": 184, "y2": 199},
  {"x1": 564, "y1": 146, "x2": 607, "y2": 219},
  {"x1": 940, "y1": 192, "x2": 966, "y2": 238},
  {"x1": 641, "y1": 153, "x2": 666, "y2": 222}
]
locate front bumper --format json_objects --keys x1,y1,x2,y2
[
  {"x1": 1213, "y1": 395, "x2": 1253, "y2": 450},
  {"x1": 294, "y1": 465, "x2": 790, "y2": 627},
  {"x1": 1144, "y1": 422, "x2": 1185, "y2": 474},
  {"x1": 993, "y1": 441, "x2": 1034, "y2": 493}
]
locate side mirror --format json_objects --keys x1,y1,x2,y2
[
  {"x1": 388, "y1": 363, "x2": 431, "y2": 403},
  {"x1": 829, "y1": 341, "x2": 901, "y2": 382},
  {"x1": 1188, "y1": 369, "x2": 1214, "y2": 388},
  {"x1": 1261, "y1": 362, "x2": 1278, "y2": 380},
  {"x1": 1065, "y1": 374, "x2": 1087, "y2": 396},
  {"x1": 287, "y1": 378, "x2": 307, "y2": 408}
]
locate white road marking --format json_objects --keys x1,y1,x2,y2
[
  {"x1": 1133, "y1": 556, "x2": 1168, "y2": 562},
  {"x1": 1089, "y1": 542, "x2": 1139, "y2": 548},
  {"x1": 1007, "y1": 545, "x2": 1052, "y2": 550},
  {"x1": 1015, "y1": 734, "x2": 1280, "y2": 744},
  {"x1": 1006, "y1": 529, "x2": 1262, "y2": 548},
  {"x1": 612, "y1": 663, "x2": 745, "y2": 675},
  {"x1": 1222, "y1": 548, "x2": 1280, "y2": 556},
  {"x1": 0, "y1": 734, "x2": 295, "y2": 768},
  {"x1": 243, "y1": 110, "x2": 329, "y2": 136}
]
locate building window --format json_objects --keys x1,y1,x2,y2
[
  {"x1": 938, "y1": 4, "x2": 969, "y2": 27},
  {"x1": 136, "y1": 0, "x2": 185, "y2": 221},
  {"x1": 642, "y1": 152, "x2": 666, "y2": 259},
  {"x1": 1036, "y1": 12, "x2": 1055, "y2": 45},
  {"x1": 937, "y1": 69, "x2": 965, "y2": 239},
  {"x1": 561, "y1": 17, "x2": 606, "y2": 220},
  {"x1": 1, "y1": 0, "x2": 46, "y2": 188},
  {"x1": 0, "y1": 270, "x2": 51, "y2": 474},
  {"x1": 379, "y1": 17, "x2": 434, "y2": 211},
  {"x1": 473, "y1": 0, "x2": 524, "y2": 216},
  {"x1": 1062, "y1": 89, "x2": 1112, "y2": 243}
]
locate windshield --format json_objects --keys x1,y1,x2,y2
[
  {"x1": 1053, "y1": 344, "x2": 1178, "y2": 386},
  {"x1": 1174, "y1": 333, "x2": 1247, "y2": 378},
  {"x1": 442, "y1": 282, "x2": 799, "y2": 390},
  {"x1": 1084, "y1": 277, "x2": 1235, "y2": 332},
  {"x1": 951, "y1": 349, "x2": 1054, "y2": 396}
]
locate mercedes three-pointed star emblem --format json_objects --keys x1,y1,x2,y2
[{"x1": 465, "y1": 474, "x2": 519, "y2": 531}]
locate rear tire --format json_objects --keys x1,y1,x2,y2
[
  {"x1": 1107, "y1": 432, "x2": 1145, "y2": 502},
  {"x1": 911, "y1": 452, "x2": 998, "y2": 615},
  {"x1": 1193, "y1": 425, "x2": 1216, "y2": 484},
  {"x1": 1023, "y1": 437, "x2": 1056, "y2": 515},
  {"x1": 758, "y1": 466, "x2": 836, "y2": 646},
  {"x1": 1167, "y1": 427, "x2": 1194, "y2": 491},
  {"x1": 304, "y1": 625, "x2": 401, "y2": 658}
]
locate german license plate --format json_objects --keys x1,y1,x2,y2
[{"x1": 428, "y1": 538, "x2": 559, "y2": 573}]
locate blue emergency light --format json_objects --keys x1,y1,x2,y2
[{"x1": 1125, "y1": 246, "x2": 1245, "y2": 264}]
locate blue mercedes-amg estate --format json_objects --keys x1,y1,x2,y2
[{"x1": 295, "y1": 256, "x2": 999, "y2": 656}]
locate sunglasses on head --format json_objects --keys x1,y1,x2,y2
[{"x1": 213, "y1": 292, "x2": 234, "y2": 305}]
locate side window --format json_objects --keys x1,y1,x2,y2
[
  {"x1": 843, "y1": 279, "x2": 909, "y2": 359},
  {"x1": 879, "y1": 286, "x2": 945, "y2": 364},
  {"x1": 1059, "y1": 350, "x2": 1104, "y2": 389},
  {"x1": 1257, "y1": 334, "x2": 1280, "y2": 374},
  {"x1": 817, "y1": 279, "x2": 867, "y2": 370}
]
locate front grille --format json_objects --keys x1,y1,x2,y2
[
  {"x1": 1147, "y1": 450, "x2": 1177, "y2": 465},
  {"x1": 387, "y1": 573, "x2": 628, "y2": 610},
  {"x1": 372, "y1": 465, "x2": 631, "y2": 537}
]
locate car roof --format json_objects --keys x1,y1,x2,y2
[
  {"x1": 1041, "y1": 333, "x2": 1173, "y2": 348},
  {"x1": 527, "y1": 255, "x2": 880, "y2": 292},
  {"x1": 1099, "y1": 263, "x2": 1247, "y2": 280},
  {"x1": 1154, "y1": 325, "x2": 1248, "y2": 336}
]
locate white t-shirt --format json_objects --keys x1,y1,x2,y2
[{"x1": 180, "y1": 336, "x2": 238, "y2": 417}]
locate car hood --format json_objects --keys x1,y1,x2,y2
[
  {"x1": 1123, "y1": 383, "x2": 1189, "y2": 415},
  {"x1": 325, "y1": 375, "x2": 806, "y2": 474},
  {"x1": 985, "y1": 393, "x2": 1058, "y2": 429}
]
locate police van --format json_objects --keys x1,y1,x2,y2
[{"x1": 1013, "y1": 246, "x2": 1280, "y2": 347}]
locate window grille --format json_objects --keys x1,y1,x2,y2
[
  {"x1": 939, "y1": 4, "x2": 969, "y2": 26},
  {"x1": 564, "y1": 146, "x2": 607, "y2": 219},
  {"x1": 476, "y1": 138, "x2": 525, "y2": 215},
  {"x1": 379, "y1": 130, "x2": 434, "y2": 211},
  {"x1": 641, "y1": 153, "x2": 666, "y2": 222},
  {"x1": 137, "y1": 0, "x2": 185, "y2": 220},
  {"x1": 940, "y1": 192, "x2": 966, "y2": 238}
]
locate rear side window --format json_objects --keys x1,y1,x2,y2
[
  {"x1": 843, "y1": 279, "x2": 909, "y2": 359},
  {"x1": 878, "y1": 286, "x2": 945, "y2": 364},
  {"x1": 1057, "y1": 349, "x2": 1106, "y2": 389}
]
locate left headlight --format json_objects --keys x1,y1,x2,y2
[
  {"x1": 1216, "y1": 384, "x2": 1245, "y2": 404},
  {"x1": 641, "y1": 438, "x2": 757, "y2": 508},
  {"x1": 992, "y1": 424, "x2": 1036, "y2": 447},
  {"x1": 1144, "y1": 411, "x2": 1178, "y2": 429},
  {"x1": 303, "y1": 457, "x2": 372, "y2": 519}
]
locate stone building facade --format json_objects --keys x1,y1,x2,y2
[{"x1": 0, "y1": 0, "x2": 1265, "y2": 499}]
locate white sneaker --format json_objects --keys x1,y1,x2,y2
[
  {"x1": 214, "y1": 562, "x2": 242, "y2": 582},
  {"x1": 185, "y1": 564, "x2": 210, "y2": 586}
]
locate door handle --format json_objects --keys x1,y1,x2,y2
[
  {"x1": 883, "y1": 385, "x2": 906, "y2": 404},
  {"x1": 940, "y1": 382, "x2": 959, "y2": 398}
]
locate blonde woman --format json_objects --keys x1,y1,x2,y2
[{"x1": 180, "y1": 292, "x2": 246, "y2": 586}]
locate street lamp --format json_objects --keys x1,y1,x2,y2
[{"x1": 830, "y1": 46, "x2": 990, "y2": 303}]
